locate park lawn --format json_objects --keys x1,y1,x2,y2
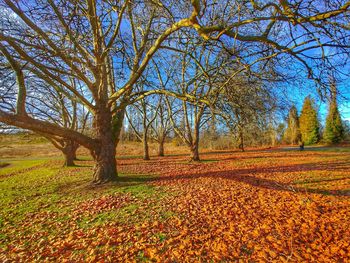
[{"x1": 0, "y1": 148, "x2": 349, "y2": 262}]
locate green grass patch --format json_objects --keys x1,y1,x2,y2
[
  {"x1": 0, "y1": 159, "x2": 46, "y2": 177},
  {"x1": 0, "y1": 158, "x2": 175, "y2": 244},
  {"x1": 308, "y1": 146, "x2": 350, "y2": 152}
]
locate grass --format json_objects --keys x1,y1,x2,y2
[
  {"x1": 307, "y1": 146, "x2": 350, "y2": 152},
  {"x1": 1, "y1": 144, "x2": 350, "y2": 261},
  {"x1": 0, "y1": 133, "x2": 49, "y2": 145},
  {"x1": 280, "y1": 145, "x2": 350, "y2": 153},
  {"x1": 0, "y1": 159, "x2": 172, "y2": 245}
]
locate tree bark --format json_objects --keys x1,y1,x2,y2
[
  {"x1": 0, "y1": 111, "x2": 96, "y2": 149},
  {"x1": 112, "y1": 109, "x2": 125, "y2": 145},
  {"x1": 92, "y1": 107, "x2": 117, "y2": 183},
  {"x1": 190, "y1": 143, "x2": 200, "y2": 161},
  {"x1": 143, "y1": 131, "x2": 150, "y2": 160},
  {"x1": 62, "y1": 139, "x2": 79, "y2": 166},
  {"x1": 63, "y1": 148, "x2": 75, "y2": 166},
  {"x1": 158, "y1": 137, "x2": 165, "y2": 157},
  {"x1": 239, "y1": 129, "x2": 245, "y2": 152},
  {"x1": 190, "y1": 123, "x2": 200, "y2": 161}
]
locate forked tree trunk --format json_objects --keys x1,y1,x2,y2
[
  {"x1": 92, "y1": 107, "x2": 117, "y2": 183},
  {"x1": 158, "y1": 137, "x2": 165, "y2": 157},
  {"x1": 143, "y1": 131, "x2": 150, "y2": 160}
]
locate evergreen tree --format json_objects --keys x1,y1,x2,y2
[
  {"x1": 299, "y1": 97, "x2": 320, "y2": 145},
  {"x1": 323, "y1": 83, "x2": 344, "y2": 144},
  {"x1": 283, "y1": 105, "x2": 301, "y2": 145}
]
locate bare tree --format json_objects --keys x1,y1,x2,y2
[
  {"x1": 150, "y1": 95, "x2": 172, "y2": 157},
  {"x1": 0, "y1": 43, "x2": 90, "y2": 166},
  {"x1": 0, "y1": 0, "x2": 205, "y2": 183},
  {"x1": 1, "y1": 0, "x2": 349, "y2": 183},
  {"x1": 218, "y1": 75, "x2": 277, "y2": 151},
  {"x1": 161, "y1": 41, "x2": 225, "y2": 161},
  {"x1": 126, "y1": 93, "x2": 159, "y2": 160}
]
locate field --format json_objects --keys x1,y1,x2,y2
[{"x1": 0, "y1": 138, "x2": 350, "y2": 262}]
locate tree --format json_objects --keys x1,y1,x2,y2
[
  {"x1": 0, "y1": 43, "x2": 89, "y2": 166},
  {"x1": 299, "y1": 97, "x2": 320, "y2": 145},
  {"x1": 161, "y1": 40, "x2": 224, "y2": 161},
  {"x1": 125, "y1": 91, "x2": 159, "y2": 161},
  {"x1": 1, "y1": 0, "x2": 349, "y2": 183},
  {"x1": 343, "y1": 120, "x2": 350, "y2": 141},
  {"x1": 283, "y1": 105, "x2": 301, "y2": 145},
  {"x1": 323, "y1": 82, "x2": 344, "y2": 144},
  {"x1": 0, "y1": 0, "x2": 204, "y2": 183},
  {"x1": 218, "y1": 74, "x2": 276, "y2": 151},
  {"x1": 150, "y1": 95, "x2": 171, "y2": 157}
]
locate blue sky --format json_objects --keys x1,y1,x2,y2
[{"x1": 284, "y1": 79, "x2": 350, "y2": 125}]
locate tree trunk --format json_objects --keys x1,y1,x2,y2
[
  {"x1": 112, "y1": 109, "x2": 125, "y2": 145},
  {"x1": 191, "y1": 120, "x2": 200, "y2": 162},
  {"x1": 158, "y1": 137, "x2": 165, "y2": 157},
  {"x1": 63, "y1": 148, "x2": 76, "y2": 166},
  {"x1": 239, "y1": 129, "x2": 245, "y2": 152},
  {"x1": 143, "y1": 131, "x2": 150, "y2": 160},
  {"x1": 190, "y1": 143, "x2": 200, "y2": 161},
  {"x1": 92, "y1": 107, "x2": 117, "y2": 183},
  {"x1": 62, "y1": 140, "x2": 79, "y2": 166},
  {"x1": 190, "y1": 124, "x2": 200, "y2": 161}
]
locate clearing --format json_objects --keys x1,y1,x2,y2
[{"x1": 0, "y1": 145, "x2": 350, "y2": 262}]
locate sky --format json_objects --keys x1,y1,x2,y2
[{"x1": 284, "y1": 78, "x2": 350, "y2": 125}]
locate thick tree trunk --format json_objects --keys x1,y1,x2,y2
[
  {"x1": 112, "y1": 109, "x2": 125, "y2": 145},
  {"x1": 158, "y1": 137, "x2": 165, "y2": 157},
  {"x1": 143, "y1": 132, "x2": 150, "y2": 160},
  {"x1": 92, "y1": 107, "x2": 117, "y2": 183},
  {"x1": 92, "y1": 146, "x2": 117, "y2": 183}
]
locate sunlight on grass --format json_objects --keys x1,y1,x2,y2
[{"x1": 0, "y1": 159, "x2": 171, "y2": 235}]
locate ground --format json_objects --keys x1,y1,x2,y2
[{"x1": 0, "y1": 138, "x2": 350, "y2": 262}]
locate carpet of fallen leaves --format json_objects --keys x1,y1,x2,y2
[{"x1": 1, "y1": 148, "x2": 350, "y2": 262}]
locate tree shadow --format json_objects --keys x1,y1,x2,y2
[
  {"x1": 57, "y1": 174, "x2": 157, "y2": 195},
  {"x1": 115, "y1": 175, "x2": 157, "y2": 184},
  {"x1": 153, "y1": 162, "x2": 350, "y2": 197}
]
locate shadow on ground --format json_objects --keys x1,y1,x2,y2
[{"x1": 149, "y1": 162, "x2": 350, "y2": 197}]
